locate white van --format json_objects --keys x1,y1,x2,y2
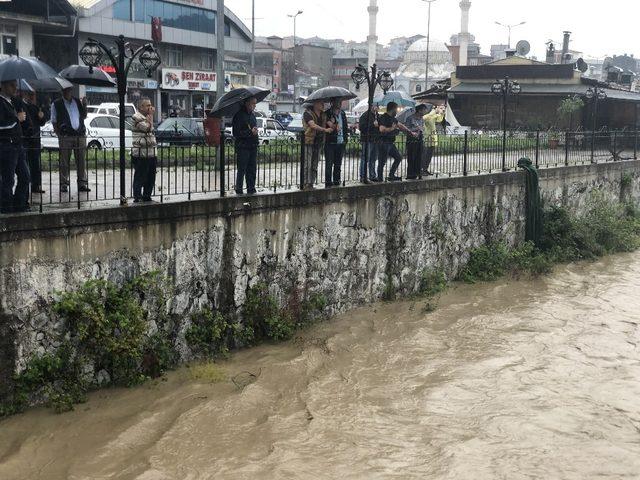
[{"x1": 86, "y1": 102, "x2": 138, "y2": 118}]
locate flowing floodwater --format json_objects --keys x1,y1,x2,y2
[{"x1": 1, "y1": 253, "x2": 640, "y2": 480}]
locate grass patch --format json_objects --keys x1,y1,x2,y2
[{"x1": 186, "y1": 362, "x2": 226, "y2": 383}]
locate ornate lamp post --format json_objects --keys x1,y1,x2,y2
[
  {"x1": 585, "y1": 85, "x2": 607, "y2": 162},
  {"x1": 79, "y1": 35, "x2": 161, "y2": 205},
  {"x1": 351, "y1": 64, "x2": 393, "y2": 179},
  {"x1": 491, "y1": 76, "x2": 521, "y2": 171}
]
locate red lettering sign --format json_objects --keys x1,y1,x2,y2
[{"x1": 188, "y1": 82, "x2": 199, "y2": 89}]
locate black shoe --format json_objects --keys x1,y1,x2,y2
[
  {"x1": 133, "y1": 198, "x2": 142, "y2": 203},
  {"x1": 387, "y1": 175, "x2": 402, "y2": 182},
  {"x1": 247, "y1": 189, "x2": 257, "y2": 195},
  {"x1": 32, "y1": 187, "x2": 46, "y2": 194},
  {"x1": 333, "y1": 181, "x2": 341, "y2": 187},
  {"x1": 235, "y1": 190, "x2": 244, "y2": 195},
  {"x1": 370, "y1": 177, "x2": 382, "y2": 183},
  {"x1": 13, "y1": 205, "x2": 31, "y2": 213},
  {"x1": 79, "y1": 185, "x2": 91, "y2": 192},
  {"x1": 142, "y1": 197, "x2": 154, "y2": 202},
  {"x1": 425, "y1": 171, "x2": 434, "y2": 176},
  {"x1": 360, "y1": 178, "x2": 370, "y2": 184}
]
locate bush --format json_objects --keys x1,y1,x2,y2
[
  {"x1": 185, "y1": 308, "x2": 233, "y2": 358},
  {"x1": 418, "y1": 269, "x2": 447, "y2": 297}
]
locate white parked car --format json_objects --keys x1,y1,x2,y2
[
  {"x1": 223, "y1": 117, "x2": 296, "y2": 145},
  {"x1": 86, "y1": 102, "x2": 138, "y2": 119},
  {"x1": 41, "y1": 113, "x2": 133, "y2": 150}
]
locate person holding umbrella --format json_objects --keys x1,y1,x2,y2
[
  {"x1": 22, "y1": 88, "x2": 48, "y2": 194},
  {"x1": 324, "y1": 98, "x2": 349, "y2": 188},
  {"x1": 303, "y1": 100, "x2": 332, "y2": 190},
  {"x1": 422, "y1": 104, "x2": 445, "y2": 176},
  {"x1": 0, "y1": 79, "x2": 30, "y2": 213},
  {"x1": 358, "y1": 103, "x2": 379, "y2": 184},
  {"x1": 377, "y1": 101, "x2": 418, "y2": 182},
  {"x1": 232, "y1": 95, "x2": 259, "y2": 195},
  {"x1": 51, "y1": 86, "x2": 90, "y2": 193}
]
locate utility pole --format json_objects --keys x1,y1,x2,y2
[
  {"x1": 250, "y1": 0, "x2": 255, "y2": 86},
  {"x1": 495, "y1": 21, "x2": 526, "y2": 49},
  {"x1": 422, "y1": 0, "x2": 437, "y2": 91},
  {"x1": 288, "y1": 10, "x2": 303, "y2": 113},
  {"x1": 216, "y1": 0, "x2": 225, "y2": 101}
]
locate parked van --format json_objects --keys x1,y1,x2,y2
[{"x1": 86, "y1": 102, "x2": 138, "y2": 119}]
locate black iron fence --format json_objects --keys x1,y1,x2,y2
[{"x1": 11, "y1": 128, "x2": 639, "y2": 214}]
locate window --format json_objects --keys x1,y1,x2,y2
[
  {"x1": 131, "y1": 0, "x2": 215, "y2": 34},
  {"x1": 1, "y1": 35, "x2": 16, "y2": 55},
  {"x1": 224, "y1": 19, "x2": 231, "y2": 37},
  {"x1": 90, "y1": 117, "x2": 113, "y2": 129},
  {"x1": 106, "y1": 117, "x2": 120, "y2": 128},
  {"x1": 166, "y1": 49, "x2": 183, "y2": 67},
  {"x1": 199, "y1": 53, "x2": 214, "y2": 70},
  {"x1": 415, "y1": 84, "x2": 422, "y2": 93},
  {"x1": 113, "y1": 0, "x2": 132, "y2": 21}
]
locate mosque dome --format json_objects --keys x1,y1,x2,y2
[{"x1": 405, "y1": 38, "x2": 452, "y2": 64}]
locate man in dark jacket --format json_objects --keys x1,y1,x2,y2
[
  {"x1": 22, "y1": 90, "x2": 48, "y2": 193},
  {"x1": 0, "y1": 79, "x2": 30, "y2": 213},
  {"x1": 377, "y1": 102, "x2": 417, "y2": 182},
  {"x1": 51, "y1": 87, "x2": 89, "y2": 193},
  {"x1": 324, "y1": 99, "x2": 349, "y2": 187},
  {"x1": 358, "y1": 104, "x2": 378, "y2": 183},
  {"x1": 232, "y1": 96, "x2": 259, "y2": 195}
]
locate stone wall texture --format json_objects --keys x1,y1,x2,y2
[{"x1": 1, "y1": 161, "x2": 639, "y2": 383}]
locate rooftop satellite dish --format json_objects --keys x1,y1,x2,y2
[
  {"x1": 516, "y1": 40, "x2": 531, "y2": 56},
  {"x1": 576, "y1": 58, "x2": 588, "y2": 73}
]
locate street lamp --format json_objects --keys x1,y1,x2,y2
[
  {"x1": 494, "y1": 21, "x2": 526, "y2": 48},
  {"x1": 351, "y1": 63, "x2": 394, "y2": 178},
  {"x1": 491, "y1": 76, "x2": 521, "y2": 171},
  {"x1": 421, "y1": 0, "x2": 437, "y2": 91},
  {"x1": 80, "y1": 35, "x2": 161, "y2": 205},
  {"x1": 585, "y1": 85, "x2": 608, "y2": 162},
  {"x1": 288, "y1": 10, "x2": 303, "y2": 113}
]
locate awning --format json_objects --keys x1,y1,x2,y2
[{"x1": 449, "y1": 82, "x2": 640, "y2": 102}]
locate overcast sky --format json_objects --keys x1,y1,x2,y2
[{"x1": 225, "y1": 0, "x2": 639, "y2": 60}]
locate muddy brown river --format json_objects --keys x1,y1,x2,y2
[{"x1": 1, "y1": 253, "x2": 640, "y2": 479}]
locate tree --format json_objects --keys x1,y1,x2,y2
[{"x1": 557, "y1": 97, "x2": 585, "y2": 130}]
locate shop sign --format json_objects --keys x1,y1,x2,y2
[
  {"x1": 161, "y1": 68, "x2": 216, "y2": 91},
  {"x1": 127, "y1": 79, "x2": 158, "y2": 89}
]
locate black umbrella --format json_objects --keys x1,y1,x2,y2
[
  {"x1": 20, "y1": 77, "x2": 73, "y2": 92},
  {"x1": 305, "y1": 86, "x2": 356, "y2": 103},
  {"x1": 0, "y1": 55, "x2": 59, "y2": 82},
  {"x1": 208, "y1": 87, "x2": 270, "y2": 118},
  {"x1": 59, "y1": 65, "x2": 116, "y2": 88}
]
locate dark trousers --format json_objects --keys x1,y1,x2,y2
[
  {"x1": 235, "y1": 147, "x2": 257, "y2": 193},
  {"x1": 406, "y1": 140, "x2": 422, "y2": 178},
  {"x1": 0, "y1": 144, "x2": 30, "y2": 213},
  {"x1": 132, "y1": 156, "x2": 157, "y2": 200},
  {"x1": 324, "y1": 142, "x2": 345, "y2": 186},
  {"x1": 25, "y1": 139, "x2": 42, "y2": 188},
  {"x1": 423, "y1": 146, "x2": 435, "y2": 173},
  {"x1": 378, "y1": 142, "x2": 403, "y2": 180}
]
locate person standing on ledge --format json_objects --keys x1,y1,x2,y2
[
  {"x1": 51, "y1": 87, "x2": 89, "y2": 193},
  {"x1": 404, "y1": 103, "x2": 428, "y2": 179},
  {"x1": 324, "y1": 98, "x2": 349, "y2": 188},
  {"x1": 358, "y1": 103, "x2": 379, "y2": 184},
  {"x1": 0, "y1": 79, "x2": 29, "y2": 214},
  {"x1": 302, "y1": 100, "x2": 332, "y2": 190},
  {"x1": 232, "y1": 95, "x2": 259, "y2": 195},
  {"x1": 422, "y1": 104, "x2": 445, "y2": 176},
  {"x1": 377, "y1": 101, "x2": 417, "y2": 182},
  {"x1": 131, "y1": 97, "x2": 158, "y2": 203}
]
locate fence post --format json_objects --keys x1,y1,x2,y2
[
  {"x1": 590, "y1": 128, "x2": 596, "y2": 163},
  {"x1": 463, "y1": 130, "x2": 468, "y2": 176},
  {"x1": 564, "y1": 130, "x2": 570, "y2": 167},
  {"x1": 613, "y1": 130, "x2": 618, "y2": 161},
  {"x1": 417, "y1": 133, "x2": 423, "y2": 180},
  {"x1": 219, "y1": 130, "x2": 226, "y2": 197},
  {"x1": 299, "y1": 131, "x2": 305, "y2": 190},
  {"x1": 535, "y1": 130, "x2": 540, "y2": 168},
  {"x1": 635, "y1": 129, "x2": 638, "y2": 160}
]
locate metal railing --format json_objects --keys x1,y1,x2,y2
[{"x1": 8, "y1": 128, "x2": 639, "y2": 214}]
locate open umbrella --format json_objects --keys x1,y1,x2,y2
[
  {"x1": 59, "y1": 65, "x2": 116, "y2": 87},
  {"x1": 373, "y1": 90, "x2": 416, "y2": 108},
  {"x1": 0, "y1": 55, "x2": 59, "y2": 82},
  {"x1": 305, "y1": 86, "x2": 356, "y2": 103},
  {"x1": 208, "y1": 87, "x2": 270, "y2": 118},
  {"x1": 20, "y1": 77, "x2": 73, "y2": 92}
]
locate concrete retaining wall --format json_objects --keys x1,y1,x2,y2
[{"x1": 1, "y1": 160, "x2": 639, "y2": 380}]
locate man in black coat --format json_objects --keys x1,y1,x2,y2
[
  {"x1": 22, "y1": 90, "x2": 48, "y2": 193},
  {"x1": 0, "y1": 79, "x2": 30, "y2": 213},
  {"x1": 324, "y1": 99, "x2": 349, "y2": 187},
  {"x1": 232, "y1": 96, "x2": 259, "y2": 195}
]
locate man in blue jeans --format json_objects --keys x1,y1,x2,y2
[
  {"x1": 232, "y1": 96, "x2": 259, "y2": 195},
  {"x1": 0, "y1": 79, "x2": 30, "y2": 214},
  {"x1": 377, "y1": 102, "x2": 417, "y2": 182},
  {"x1": 358, "y1": 104, "x2": 379, "y2": 184}
]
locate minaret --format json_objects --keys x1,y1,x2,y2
[
  {"x1": 458, "y1": 0, "x2": 471, "y2": 66},
  {"x1": 367, "y1": 0, "x2": 378, "y2": 66}
]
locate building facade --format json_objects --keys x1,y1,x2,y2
[{"x1": 73, "y1": 0, "x2": 251, "y2": 118}]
